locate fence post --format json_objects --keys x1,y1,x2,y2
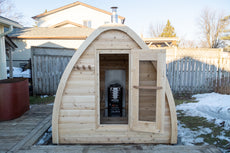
[
  {"x1": 217, "y1": 49, "x2": 223, "y2": 93},
  {"x1": 31, "y1": 46, "x2": 36, "y2": 96}
]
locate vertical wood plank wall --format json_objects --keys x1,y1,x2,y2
[
  {"x1": 31, "y1": 47, "x2": 230, "y2": 95},
  {"x1": 166, "y1": 48, "x2": 230, "y2": 95},
  {"x1": 31, "y1": 47, "x2": 76, "y2": 95},
  {"x1": 57, "y1": 30, "x2": 172, "y2": 144}
]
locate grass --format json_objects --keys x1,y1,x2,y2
[
  {"x1": 177, "y1": 110, "x2": 210, "y2": 131},
  {"x1": 29, "y1": 95, "x2": 55, "y2": 104},
  {"x1": 174, "y1": 98, "x2": 198, "y2": 106},
  {"x1": 175, "y1": 97, "x2": 230, "y2": 152}
]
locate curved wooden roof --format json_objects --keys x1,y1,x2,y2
[{"x1": 52, "y1": 24, "x2": 177, "y2": 144}]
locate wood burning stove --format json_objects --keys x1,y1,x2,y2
[
  {"x1": 104, "y1": 70, "x2": 126, "y2": 118},
  {"x1": 108, "y1": 83, "x2": 123, "y2": 117}
]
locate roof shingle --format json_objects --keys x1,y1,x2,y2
[{"x1": 9, "y1": 27, "x2": 94, "y2": 39}]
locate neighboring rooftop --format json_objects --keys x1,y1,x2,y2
[
  {"x1": 0, "y1": 16, "x2": 23, "y2": 28},
  {"x1": 143, "y1": 37, "x2": 179, "y2": 47},
  {"x1": 9, "y1": 27, "x2": 94, "y2": 39},
  {"x1": 32, "y1": 1, "x2": 125, "y2": 21},
  {"x1": 50, "y1": 20, "x2": 87, "y2": 28}
]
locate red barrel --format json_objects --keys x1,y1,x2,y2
[{"x1": 0, "y1": 78, "x2": 30, "y2": 121}]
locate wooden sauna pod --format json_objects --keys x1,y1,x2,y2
[{"x1": 52, "y1": 24, "x2": 177, "y2": 144}]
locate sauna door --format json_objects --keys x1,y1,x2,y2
[{"x1": 130, "y1": 50, "x2": 166, "y2": 133}]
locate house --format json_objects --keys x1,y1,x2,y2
[
  {"x1": 52, "y1": 24, "x2": 177, "y2": 144},
  {"x1": 9, "y1": 1, "x2": 125, "y2": 67},
  {"x1": 32, "y1": 1, "x2": 125, "y2": 28},
  {"x1": 0, "y1": 16, "x2": 22, "y2": 80},
  {"x1": 5, "y1": 35, "x2": 18, "y2": 78}
]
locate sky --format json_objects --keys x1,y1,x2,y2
[{"x1": 12, "y1": 0, "x2": 230, "y2": 41}]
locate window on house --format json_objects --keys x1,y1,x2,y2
[{"x1": 83, "y1": 20, "x2": 92, "y2": 28}]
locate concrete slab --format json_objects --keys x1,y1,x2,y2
[{"x1": 17, "y1": 144, "x2": 221, "y2": 153}]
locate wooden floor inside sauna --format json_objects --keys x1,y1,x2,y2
[
  {"x1": 100, "y1": 117, "x2": 128, "y2": 124},
  {"x1": 100, "y1": 110, "x2": 128, "y2": 124}
]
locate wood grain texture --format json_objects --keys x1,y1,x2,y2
[
  {"x1": 166, "y1": 48, "x2": 230, "y2": 95},
  {"x1": 31, "y1": 46, "x2": 76, "y2": 95},
  {"x1": 52, "y1": 24, "x2": 177, "y2": 144}
]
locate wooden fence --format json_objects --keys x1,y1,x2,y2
[
  {"x1": 31, "y1": 47, "x2": 230, "y2": 95},
  {"x1": 166, "y1": 48, "x2": 230, "y2": 95},
  {"x1": 31, "y1": 46, "x2": 75, "y2": 95}
]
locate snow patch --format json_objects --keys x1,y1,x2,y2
[
  {"x1": 21, "y1": 69, "x2": 31, "y2": 78},
  {"x1": 37, "y1": 126, "x2": 52, "y2": 145},
  {"x1": 177, "y1": 93, "x2": 230, "y2": 152},
  {"x1": 194, "y1": 137, "x2": 204, "y2": 143},
  {"x1": 177, "y1": 92, "x2": 230, "y2": 130},
  {"x1": 7, "y1": 67, "x2": 31, "y2": 78},
  {"x1": 178, "y1": 121, "x2": 211, "y2": 145},
  {"x1": 40, "y1": 95, "x2": 48, "y2": 98}
]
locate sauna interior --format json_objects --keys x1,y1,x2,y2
[
  {"x1": 99, "y1": 54, "x2": 129, "y2": 124},
  {"x1": 99, "y1": 53, "x2": 158, "y2": 124}
]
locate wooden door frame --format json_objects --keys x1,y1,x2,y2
[
  {"x1": 95, "y1": 49, "x2": 131, "y2": 131},
  {"x1": 130, "y1": 49, "x2": 166, "y2": 133},
  {"x1": 95, "y1": 49, "x2": 166, "y2": 133}
]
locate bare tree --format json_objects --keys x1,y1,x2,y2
[
  {"x1": 179, "y1": 39, "x2": 197, "y2": 48},
  {"x1": 0, "y1": 0, "x2": 24, "y2": 23},
  {"x1": 0, "y1": 0, "x2": 6, "y2": 13},
  {"x1": 199, "y1": 8, "x2": 229, "y2": 48},
  {"x1": 149, "y1": 22, "x2": 164, "y2": 37}
]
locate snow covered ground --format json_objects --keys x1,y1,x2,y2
[
  {"x1": 36, "y1": 126, "x2": 52, "y2": 145},
  {"x1": 177, "y1": 93, "x2": 230, "y2": 152},
  {"x1": 7, "y1": 67, "x2": 31, "y2": 78}
]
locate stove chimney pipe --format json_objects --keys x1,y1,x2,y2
[{"x1": 111, "y1": 7, "x2": 118, "y2": 23}]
